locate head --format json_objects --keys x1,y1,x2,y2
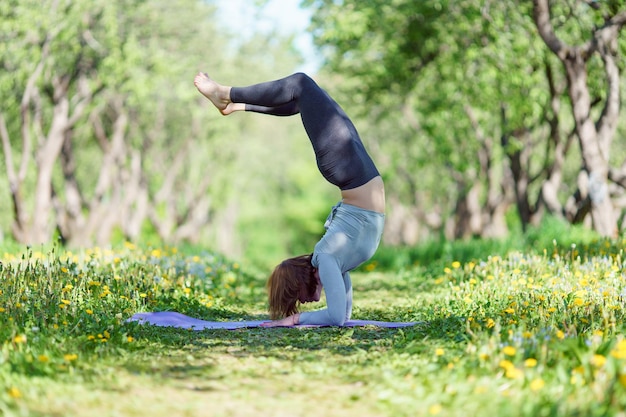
[{"x1": 267, "y1": 254, "x2": 322, "y2": 319}]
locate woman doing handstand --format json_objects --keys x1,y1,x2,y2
[{"x1": 194, "y1": 72, "x2": 385, "y2": 327}]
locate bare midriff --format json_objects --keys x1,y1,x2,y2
[{"x1": 340, "y1": 176, "x2": 385, "y2": 214}]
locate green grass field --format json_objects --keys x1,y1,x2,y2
[{"x1": 1, "y1": 238, "x2": 625, "y2": 416}]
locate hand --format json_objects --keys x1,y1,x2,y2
[{"x1": 260, "y1": 313, "x2": 300, "y2": 327}]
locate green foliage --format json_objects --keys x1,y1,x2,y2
[
  {"x1": 366, "y1": 215, "x2": 602, "y2": 273},
  {"x1": 0, "y1": 244, "x2": 255, "y2": 381},
  {"x1": 304, "y1": 0, "x2": 626, "y2": 242}
]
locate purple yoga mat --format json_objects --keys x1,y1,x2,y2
[{"x1": 129, "y1": 311, "x2": 417, "y2": 330}]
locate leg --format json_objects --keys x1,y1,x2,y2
[
  {"x1": 228, "y1": 73, "x2": 348, "y2": 141},
  {"x1": 196, "y1": 72, "x2": 379, "y2": 190},
  {"x1": 194, "y1": 72, "x2": 303, "y2": 116}
]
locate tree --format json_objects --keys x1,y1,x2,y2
[
  {"x1": 0, "y1": 0, "x2": 234, "y2": 246},
  {"x1": 303, "y1": 0, "x2": 626, "y2": 242},
  {"x1": 533, "y1": 0, "x2": 626, "y2": 237}
]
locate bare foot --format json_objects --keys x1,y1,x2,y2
[{"x1": 194, "y1": 72, "x2": 232, "y2": 115}]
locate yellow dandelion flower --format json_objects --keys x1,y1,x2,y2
[
  {"x1": 530, "y1": 378, "x2": 545, "y2": 391},
  {"x1": 87, "y1": 335, "x2": 95, "y2": 340},
  {"x1": 556, "y1": 330, "x2": 565, "y2": 340},
  {"x1": 63, "y1": 353, "x2": 78, "y2": 362},
  {"x1": 619, "y1": 374, "x2": 626, "y2": 387},
  {"x1": 38, "y1": 355, "x2": 49, "y2": 363},
  {"x1": 499, "y1": 360, "x2": 514, "y2": 370},
  {"x1": 139, "y1": 293, "x2": 147, "y2": 298},
  {"x1": 7, "y1": 387, "x2": 21, "y2": 398},
  {"x1": 506, "y1": 367, "x2": 523, "y2": 379},
  {"x1": 524, "y1": 358, "x2": 538, "y2": 368},
  {"x1": 13, "y1": 334, "x2": 26, "y2": 344},
  {"x1": 611, "y1": 345, "x2": 626, "y2": 359},
  {"x1": 103, "y1": 330, "x2": 110, "y2": 339},
  {"x1": 503, "y1": 346, "x2": 516, "y2": 356},
  {"x1": 444, "y1": 267, "x2": 452, "y2": 274},
  {"x1": 428, "y1": 404, "x2": 442, "y2": 415},
  {"x1": 85, "y1": 309, "x2": 93, "y2": 315},
  {"x1": 127, "y1": 336, "x2": 134, "y2": 342},
  {"x1": 0, "y1": 307, "x2": 5, "y2": 313},
  {"x1": 503, "y1": 308, "x2": 515, "y2": 314},
  {"x1": 590, "y1": 354, "x2": 606, "y2": 367},
  {"x1": 451, "y1": 261, "x2": 461, "y2": 269},
  {"x1": 435, "y1": 348, "x2": 445, "y2": 356},
  {"x1": 61, "y1": 267, "x2": 68, "y2": 273},
  {"x1": 613, "y1": 340, "x2": 626, "y2": 352},
  {"x1": 572, "y1": 298, "x2": 584, "y2": 307},
  {"x1": 486, "y1": 318, "x2": 495, "y2": 329}
]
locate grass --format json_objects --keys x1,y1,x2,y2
[{"x1": 0, "y1": 236, "x2": 625, "y2": 416}]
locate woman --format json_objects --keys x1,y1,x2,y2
[{"x1": 194, "y1": 72, "x2": 385, "y2": 326}]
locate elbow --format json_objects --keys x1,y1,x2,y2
[{"x1": 328, "y1": 312, "x2": 346, "y2": 327}]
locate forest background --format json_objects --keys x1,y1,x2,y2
[{"x1": 1, "y1": 0, "x2": 626, "y2": 270}]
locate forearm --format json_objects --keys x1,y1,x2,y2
[
  {"x1": 260, "y1": 313, "x2": 300, "y2": 327},
  {"x1": 300, "y1": 253, "x2": 349, "y2": 326},
  {"x1": 299, "y1": 308, "x2": 342, "y2": 326}
]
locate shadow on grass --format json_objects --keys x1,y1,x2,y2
[{"x1": 124, "y1": 313, "x2": 466, "y2": 362}]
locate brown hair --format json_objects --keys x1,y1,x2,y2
[{"x1": 267, "y1": 254, "x2": 317, "y2": 319}]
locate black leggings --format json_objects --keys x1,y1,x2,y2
[{"x1": 230, "y1": 73, "x2": 379, "y2": 190}]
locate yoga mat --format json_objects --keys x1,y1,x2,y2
[{"x1": 129, "y1": 311, "x2": 418, "y2": 330}]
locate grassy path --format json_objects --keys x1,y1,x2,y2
[{"x1": 2, "y1": 244, "x2": 626, "y2": 416}]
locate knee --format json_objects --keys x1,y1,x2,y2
[{"x1": 291, "y1": 72, "x2": 314, "y2": 88}]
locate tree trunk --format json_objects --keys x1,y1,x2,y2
[
  {"x1": 533, "y1": 0, "x2": 626, "y2": 237},
  {"x1": 32, "y1": 93, "x2": 70, "y2": 243}
]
